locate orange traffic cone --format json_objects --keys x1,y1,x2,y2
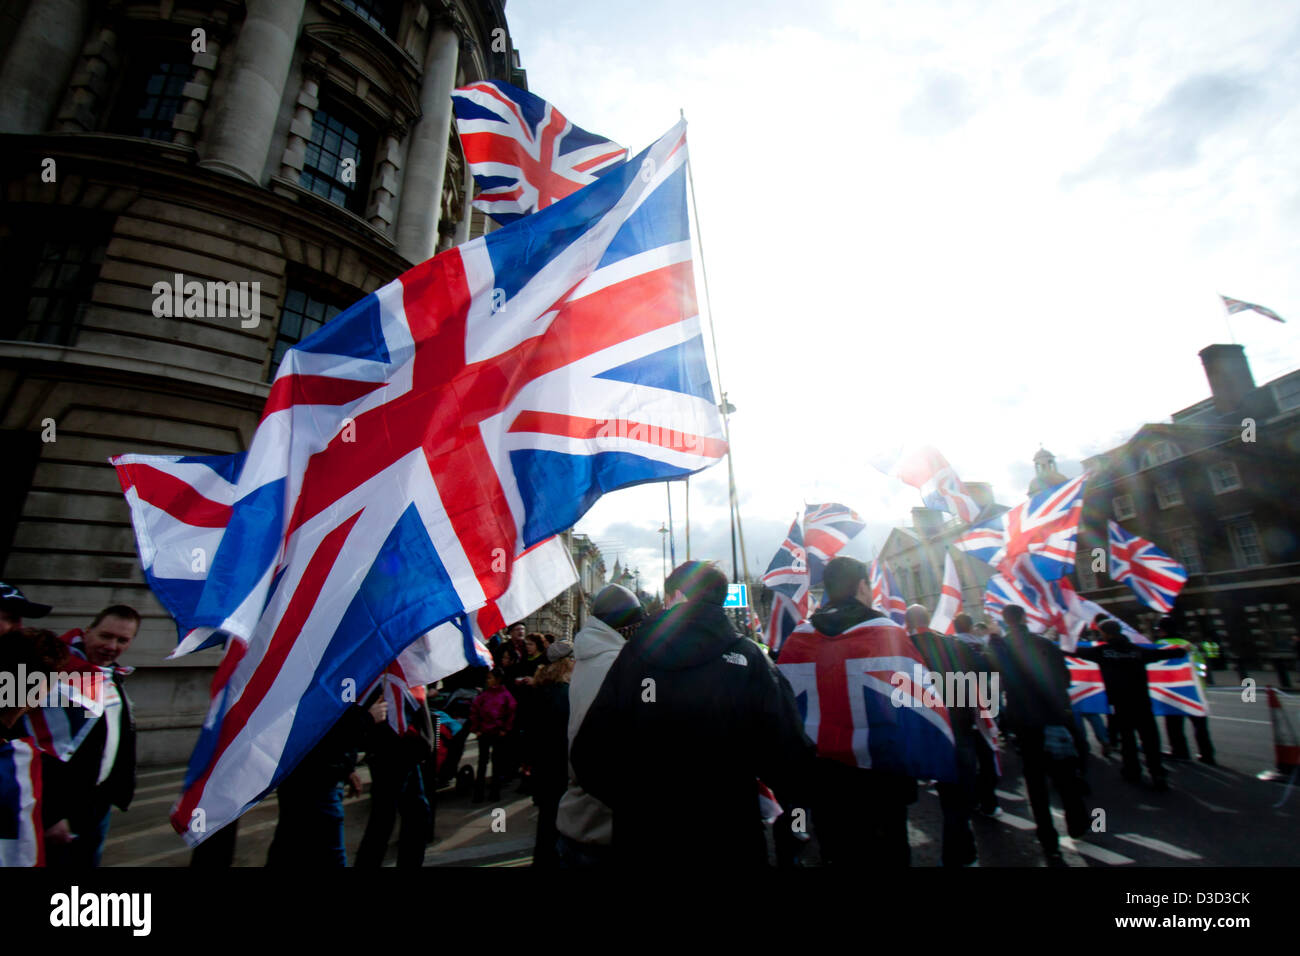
[{"x1": 1258, "y1": 687, "x2": 1300, "y2": 782}]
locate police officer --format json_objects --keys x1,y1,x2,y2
[
  {"x1": 1155, "y1": 616, "x2": 1216, "y2": 766},
  {"x1": 1071, "y1": 620, "x2": 1183, "y2": 789}
]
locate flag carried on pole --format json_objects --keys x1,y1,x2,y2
[
  {"x1": 803, "y1": 503, "x2": 865, "y2": 585},
  {"x1": 1220, "y1": 294, "x2": 1286, "y2": 324},
  {"x1": 762, "y1": 517, "x2": 809, "y2": 654},
  {"x1": 956, "y1": 474, "x2": 1086, "y2": 583},
  {"x1": 1051, "y1": 576, "x2": 1147, "y2": 651},
  {"x1": 893, "y1": 445, "x2": 981, "y2": 524},
  {"x1": 869, "y1": 558, "x2": 907, "y2": 625},
  {"x1": 1107, "y1": 521, "x2": 1188, "y2": 613},
  {"x1": 930, "y1": 551, "x2": 963, "y2": 636},
  {"x1": 111, "y1": 119, "x2": 725, "y2": 844},
  {"x1": 452, "y1": 80, "x2": 628, "y2": 225}
]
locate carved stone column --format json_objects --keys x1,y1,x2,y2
[
  {"x1": 0, "y1": 0, "x2": 91, "y2": 133},
  {"x1": 394, "y1": 24, "x2": 459, "y2": 263},
  {"x1": 172, "y1": 34, "x2": 224, "y2": 148},
  {"x1": 197, "y1": 0, "x2": 306, "y2": 184}
]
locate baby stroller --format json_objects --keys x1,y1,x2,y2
[{"x1": 431, "y1": 708, "x2": 473, "y2": 794}]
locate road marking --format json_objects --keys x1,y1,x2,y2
[
  {"x1": 991, "y1": 809, "x2": 1037, "y2": 831},
  {"x1": 1115, "y1": 833, "x2": 1203, "y2": 860},
  {"x1": 1058, "y1": 835, "x2": 1135, "y2": 865},
  {"x1": 906, "y1": 822, "x2": 932, "y2": 846},
  {"x1": 1208, "y1": 715, "x2": 1270, "y2": 725},
  {"x1": 1187, "y1": 794, "x2": 1238, "y2": 814},
  {"x1": 995, "y1": 789, "x2": 1025, "y2": 802}
]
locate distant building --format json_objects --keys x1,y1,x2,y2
[
  {"x1": 517, "y1": 531, "x2": 607, "y2": 640},
  {"x1": 1078, "y1": 344, "x2": 1300, "y2": 677},
  {"x1": 877, "y1": 481, "x2": 1005, "y2": 618}
]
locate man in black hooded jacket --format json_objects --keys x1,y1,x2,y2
[{"x1": 571, "y1": 560, "x2": 814, "y2": 866}]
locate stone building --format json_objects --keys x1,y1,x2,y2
[
  {"x1": 876, "y1": 481, "x2": 1004, "y2": 618},
  {"x1": 0, "y1": 0, "x2": 525, "y2": 762},
  {"x1": 1077, "y1": 344, "x2": 1300, "y2": 677}
]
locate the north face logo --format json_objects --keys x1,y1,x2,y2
[{"x1": 722, "y1": 652, "x2": 748, "y2": 666}]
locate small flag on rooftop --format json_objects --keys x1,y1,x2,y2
[{"x1": 1221, "y1": 295, "x2": 1286, "y2": 324}]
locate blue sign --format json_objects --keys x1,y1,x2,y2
[{"x1": 723, "y1": 584, "x2": 749, "y2": 608}]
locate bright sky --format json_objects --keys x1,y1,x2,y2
[{"x1": 507, "y1": 0, "x2": 1300, "y2": 595}]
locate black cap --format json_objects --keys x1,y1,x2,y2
[
  {"x1": 0, "y1": 582, "x2": 51, "y2": 619},
  {"x1": 591, "y1": 584, "x2": 645, "y2": 630}
]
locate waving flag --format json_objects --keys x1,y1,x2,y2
[
  {"x1": 766, "y1": 591, "x2": 803, "y2": 656},
  {"x1": 893, "y1": 445, "x2": 981, "y2": 523},
  {"x1": 112, "y1": 121, "x2": 724, "y2": 845},
  {"x1": 1051, "y1": 577, "x2": 1147, "y2": 652},
  {"x1": 762, "y1": 518, "x2": 809, "y2": 601},
  {"x1": 1108, "y1": 521, "x2": 1187, "y2": 613},
  {"x1": 957, "y1": 474, "x2": 1086, "y2": 582},
  {"x1": 803, "y1": 503, "x2": 865, "y2": 584},
  {"x1": 757, "y1": 779, "x2": 783, "y2": 825},
  {"x1": 0, "y1": 739, "x2": 43, "y2": 867},
  {"x1": 983, "y1": 558, "x2": 1068, "y2": 635},
  {"x1": 778, "y1": 616, "x2": 957, "y2": 782},
  {"x1": 930, "y1": 552, "x2": 963, "y2": 636},
  {"x1": 452, "y1": 80, "x2": 627, "y2": 225},
  {"x1": 870, "y1": 559, "x2": 907, "y2": 625},
  {"x1": 1220, "y1": 294, "x2": 1286, "y2": 324}
]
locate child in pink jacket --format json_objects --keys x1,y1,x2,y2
[{"x1": 468, "y1": 668, "x2": 516, "y2": 802}]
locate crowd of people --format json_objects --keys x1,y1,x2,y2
[{"x1": 0, "y1": 556, "x2": 1225, "y2": 869}]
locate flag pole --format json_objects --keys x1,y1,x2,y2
[
  {"x1": 1217, "y1": 294, "x2": 1238, "y2": 344},
  {"x1": 684, "y1": 474, "x2": 691, "y2": 559},
  {"x1": 666, "y1": 480, "x2": 677, "y2": 566},
  {"x1": 682, "y1": 110, "x2": 751, "y2": 590}
]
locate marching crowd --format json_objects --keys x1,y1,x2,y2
[{"x1": 0, "y1": 555, "x2": 1221, "y2": 868}]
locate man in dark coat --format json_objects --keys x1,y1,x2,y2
[
  {"x1": 987, "y1": 604, "x2": 1088, "y2": 866},
  {"x1": 571, "y1": 560, "x2": 814, "y2": 866},
  {"x1": 1072, "y1": 619, "x2": 1183, "y2": 789}
]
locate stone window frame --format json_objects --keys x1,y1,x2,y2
[
  {"x1": 106, "y1": 42, "x2": 196, "y2": 141},
  {"x1": 275, "y1": 22, "x2": 423, "y2": 239},
  {"x1": 1224, "y1": 515, "x2": 1265, "y2": 569},
  {"x1": 1154, "y1": 478, "x2": 1183, "y2": 510},
  {"x1": 298, "y1": 98, "x2": 377, "y2": 215},
  {"x1": 1112, "y1": 493, "x2": 1136, "y2": 520},
  {"x1": 1208, "y1": 460, "x2": 1242, "y2": 495},
  {"x1": 1166, "y1": 527, "x2": 1204, "y2": 575}
]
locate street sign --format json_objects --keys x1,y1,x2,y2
[{"x1": 723, "y1": 584, "x2": 748, "y2": 608}]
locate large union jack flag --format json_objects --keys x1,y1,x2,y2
[
  {"x1": 870, "y1": 558, "x2": 907, "y2": 625},
  {"x1": 957, "y1": 473, "x2": 1086, "y2": 582},
  {"x1": 1108, "y1": 521, "x2": 1188, "y2": 613},
  {"x1": 893, "y1": 445, "x2": 981, "y2": 524},
  {"x1": 111, "y1": 120, "x2": 725, "y2": 844},
  {"x1": 1066, "y1": 643, "x2": 1206, "y2": 716},
  {"x1": 804, "y1": 502, "x2": 865, "y2": 584},
  {"x1": 452, "y1": 80, "x2": 628, "y2": 225},
  {"x1": 778, "y1": 617, "x2": 957, "y2": 781}
]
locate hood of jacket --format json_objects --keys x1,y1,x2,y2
[
  {"x1": 810, "y1": 600, "x2": 887, "y2": 637},
  {"x1": 573, "y1": 616, "x2": 625, "y2": 663},
  {"x1": 630, "y1": 601, "x2": 740, "y2": 670}
]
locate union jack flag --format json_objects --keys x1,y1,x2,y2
[
  {"x1": 893, "y1": 445, "x2": 981, "y2": 524},
  {"x1": 0, "y1": 739, "x2": 43, "y2": 867},
  {"x1": 1108, "y1": 521, "x2": 1188, "y2": 613},
  {"x1": 803, "y1": 503, "x2": 865, "y2": 584},
  {"x1": 766, "y1": 590, "x2": 804, "y2": 656},
  {"x1": 762, "y1": 517, "x2": 809, "y2": 602},
  {"x1": 1220, "y1": 294, "x2": 1286, "y2": 323},
  {"x1": 778, "y1": 616, "x2": 957, "y2": 781},
  {"x1": 983, "y1": 557, "x2": 1067, "y2": 635},
  {"x1": 929, "y1": 551, "x2": 963, "y2": 636},
  {"x1": 1064, "y1": 652, "x2": 1108, "y2": 713},
  {"x1": 1066, "y1": 643, "x2": 1206, "y2": 716},
  {"x1": 757, "y1": 779, "x2": 783, "y2": 825},
  {"x1": 957, "y1": 473, "x2": 1086, "y2": 582},
  {"x1": 111, "y1": 121, "x2": 725, "y2": 845},
  {"x1": 452, "y1": 80, "x2": 628, "y2": 225},
  {"x1": 870, "y1": 558, "x2": 907, "y2": 625},
  {"x1": 1051, "y1": 576, "x2": 1148, "y2": 651}
]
